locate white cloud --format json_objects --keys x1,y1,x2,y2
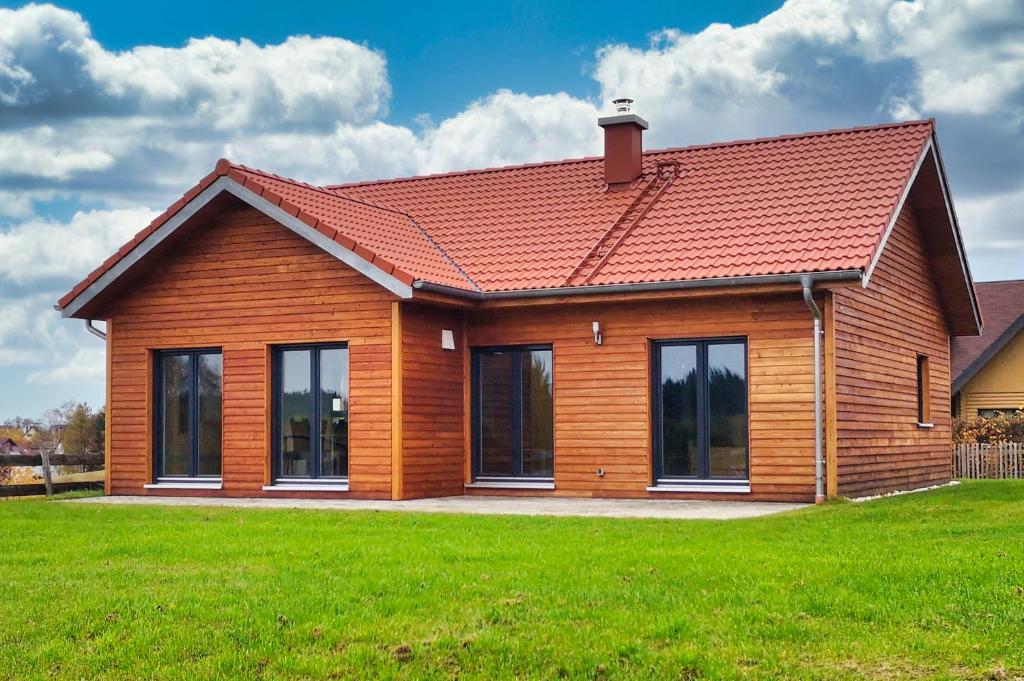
[
  {"x1": 0, "y1": 3, "x2": 389, "y2": 128},
  {"x1": 27, "y1": 346, "x2": 105, "y2": 385},
  {"x1": 0, "y1": 206, "x2": 159, "y2": 284},
  {"x1": 416, "y1": 90, "x2": 602, "y2": 173},
  {"x1": 956, "y1": 186, "x2": 1024, "y2": 255},
  {"x1": 595, "y1": 0, "x2": 1024, "y2": 147},
  {"x1": 224, "y1": 91, "x2": 602, "y2": 183},
  {"x1": 0, "y1": 125, "x2": 115, "y2": 179},
  {"x1": 0, "y1": 190, "x2": 35, "y2": 219}
]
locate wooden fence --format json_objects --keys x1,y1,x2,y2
[
  {"x1": 953, "y1": 443, "x2": 1024, "y2": 479},
  {"x1": 0, "y1": 453, "x2": 104, "y2": 498}
]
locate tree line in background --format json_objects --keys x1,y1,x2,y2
[{"x1": 0, "y1": 402, "x2": 105, "y2": 456}]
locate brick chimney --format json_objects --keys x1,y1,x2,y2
[{"x1": 598, "y1": 98, "x2": 649, "y2": 184}]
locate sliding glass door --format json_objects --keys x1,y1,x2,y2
[
  {"x1": 653, "y1": 339, "x2": 748, "y2": 483},
  {"x1": 154, "y1": 349, "x2": 223, "y2": 480},
  {"x1": 272, "y1": 344, "x2": 349, "y2": 483},
  {"x1": 472, "y1": 346, "x2": 554, "y2": 481}
]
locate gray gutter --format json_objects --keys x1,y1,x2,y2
[
  {"x1": 85, "y1": 319, "x2": 107, "y2": 340},
  {"x1": 412, "y1": 269, "x2": 863, "y2": 300}
]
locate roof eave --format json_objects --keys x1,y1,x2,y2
[{"x1": 412, "y1": 269, "x2": 864, "y2": 301}]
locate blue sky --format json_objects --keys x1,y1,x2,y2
[
  {"x1": 0, "y1": 0, "x2": 1022, "y2": 421},
  {"x1": 39, "y1": 1, "x2": 784, "y2": 125}
]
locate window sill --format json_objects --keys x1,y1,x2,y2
[
  {"x1": 647, "y1": 482, "x2": 751, "y2": 494},
  {"x1": 917, "y1": 422, "x2": 935, "y2": 429},
  {"x1": 144, "y1": 479, "x2": 222, "y2": 490},
  {"x1": 262, "y1": 483, "x2": 349, "y2": 492},
  {"x1": 466, "y1": 480, "x2": 555, "y2": 490}
]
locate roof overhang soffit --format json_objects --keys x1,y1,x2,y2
[
  {"x1": 59, "y1": 176, "x2": 414, "y2": 318},
  {"x1": 862, "y1": 138, "x2": 982, "y2": 337}
]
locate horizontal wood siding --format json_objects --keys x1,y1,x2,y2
[
  {"x1": 400, "y1": 303, "x2": 466, "y2": 498},
  {"x1": 104, "y1": 201, "x2": 395, "y2": 498},
  {"x1": 832, "y1": 201, "x2": 952, "y2": 497},
  {"x1": 467, "y1": 294, "x2": 817, "y2": 501}
]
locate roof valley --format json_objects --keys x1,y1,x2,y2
[{"x1": 403, "y1": 214, "x2": 482, "y2": 292}]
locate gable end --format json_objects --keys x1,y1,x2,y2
[{"x1": 60, "y1": 176, "x2": 414, "y2": 319}]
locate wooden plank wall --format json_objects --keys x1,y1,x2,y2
[
  {"x1": 832, "y1": 200, "x2": 952, "y2": 497},
  {"x1": 104, "y1": 201, "x2": 395, "y2": 498},
  {"x1": 399, "y1": 303, "x2": 466, "y2": 498},
  {"x1": 467, "y1": 294, "x2": 817, "y2": 501}
]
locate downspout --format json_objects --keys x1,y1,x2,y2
[
  {"x1": 800, "y1": 275, "x2": 826, "y2": 504},
  {"x1": 84, "y1": 319, "x2": 107, "y2": 340}
]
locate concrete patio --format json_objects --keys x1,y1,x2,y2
[{"x1": 68, "y1": 494, "x2": 808, "y2": 520}]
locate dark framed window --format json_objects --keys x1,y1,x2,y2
[
  {"x1": 472, "y1": 346, "x2": 553, "y2": 480},
  {"x1": 272, "y1": 344, "x2": 349, "y2": 482},
  {"x1": 917, "y1": 355, "x2": 931, "y2": 424},
  {"x1": 652, "y1": 338, "x2": 748, "y2": 482},
  {"x1": 978, "y1": 408, "x2": 1020, "y2": 418},
  {"x1": 154, "y1": 349, "x2": 223, "y2": 479}
]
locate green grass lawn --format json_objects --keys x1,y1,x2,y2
[{"x1": 1, "y1": 483, "x2": 1022, "y2": 680}]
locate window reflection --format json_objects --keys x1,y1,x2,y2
[
  {"x1": 707, "y1": 343, "x2": 747, "y2": 479},
  {"x1": 281, "y1": 349, "x2": 312, "y2": 477},
  {"x1": 476, "y1": 347, "x2": 553, "y2": 479},
  {"x1": 655, "y1": 340, "x2": 748, "y2": 481},
  {"x1": 660, "y1": 345, "x2": 698, "y2": 477},
  {"x1": 275, "y1": 345, "x2": 349, "y2": 481},
  {"x1": 156, "y1": 350, "x2": 221, "y2": 479},
  {"x1": 319, "y1": 348, "x2": 349, "y2": 478},
  {"x1": 161, "y1": 354, "x2": 190, "y2": 477}
]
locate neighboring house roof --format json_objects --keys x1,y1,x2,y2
[
  {"x1": 952, "y1": 280, "x2": 1024, "y2": 393},
  {"x1": 57, "y1": 119, "x2": 980, "y2": 334}
]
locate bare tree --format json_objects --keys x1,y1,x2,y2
[{"x1": 36, "y1": 402, "x2": 76, "y2": 496}]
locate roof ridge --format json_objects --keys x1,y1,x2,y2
[
  {"x1": 222, "y1": 159, "x2": 417, "y2": 219},
  {"x1": 220, "y1": 159, "x2": 480, "y2": 291},
  {"x1": 327, "y1": 119, "x2": 935, "y2": 190}
]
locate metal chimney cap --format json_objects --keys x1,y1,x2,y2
[{"x1": 612, "y1": 98, "x2": 634, "y2": 113}]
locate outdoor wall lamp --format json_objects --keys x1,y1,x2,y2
[{"x1": 592, "y1": 321, "x2": 603, "y2": 346}]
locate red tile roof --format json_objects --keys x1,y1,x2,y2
[
  {"x1": 60, "y1": 120, "x2": 935, "y2": 309},
  {"x1": 951, "y1": 280, "x2": 1024, "y2": 388},
  {"x1": 334, "y1": 120, "x2": 933, "y2": 290}
]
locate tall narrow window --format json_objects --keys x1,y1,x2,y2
[
  {"x1": 473, "y1": 346, "x2": 553, "y2": 481},
  {"x1": 272, "y1": 344, "x2": 349, "y2": 483},
  {"x1": 917, "y1": 355, "x2": 931, "y2": 424},
  {"x1": 653, "y1": 339, "x2": 748, "y2": 484},
  {"x1": 154, "y1": 349, "x2": 222, "y2": 480}
]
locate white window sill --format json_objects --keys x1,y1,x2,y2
[
  {"x1": 262, "y1": 483, "x2": 349, "y2": 492},
  {"x1": 647, "y1": 482, "x2": 751, "y2": 494},
  {"x1": 466, "y1": 480, "x2": 555, "y2": 490},
  {"x1": 917, "y1": 422, "x2": 935, "y2": 429},
  {"x1": 145, "y1": 480, "x2": 222, "y2": 490}
]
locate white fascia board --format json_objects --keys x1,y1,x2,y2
[
  {"x1": 61, "y1": 176, "x2": 413, "y2": 318},
  {"x1": 222, "y1": 181, "x2": 414, "y2": 299},
  {"x1": 862, "y1": 139, "x2": 932, "y2": 288},
  {"x1": 861, "y1": 136, "x2": 982, "y2": 332}
]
